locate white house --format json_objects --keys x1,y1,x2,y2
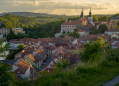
[
  {"x1": 61, "y1": 20, "x2": 77, "y2": 33},
  {"x1": 105, "y1": 29, "x2": 119, "y2": 36},
  {"x1": 77, "y1": 30, "x2": 85, "y2": 37},
  {"x1": 9, "y1": 41, "x2": 24, "y2": 48}
]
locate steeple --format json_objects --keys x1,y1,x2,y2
[
  {"x1": 80, "y1": 8, "x2": 84, "y2": 18},
  {"x1": 89, "y1": 8, "x2": 92, "y2": 17}
]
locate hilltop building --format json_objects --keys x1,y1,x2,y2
[{"x1": 59, "y1": 8, "x2": 94, "y2": 37}]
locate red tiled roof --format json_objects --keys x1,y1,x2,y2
[
  {"x1": 62, "y1": 21, "x2": 77, "y2": 25},
  {"x1": 86, "y1": 24, "x2": 94, "y2": 27},
  {"x1": 114, "y1": 42, "x2": 119, "y2": 48}
]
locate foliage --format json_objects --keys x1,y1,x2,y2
[
  {"x1": 68, "y1": 31, "x2": 80, "y2": 38},
  {"x1": 79, "y1": 40, "x2": 101, "y2": 62},
  {"x1": 93, "y1": 15, "x2": 98, "y2": 22},
  {"x1": 106, "y1": 49, "x2": 119, "y2": 62},
  {"x1": 23, "y1": 18, "x2": 65, "y2": 38},
  {"x1": 18, "y1": 44, "x2": 25, "y2": 51},
  {"x1": 0, "y1": 39, "x2": 5, "y2": 54},
  {"x1": 12, "y1": 48, "x2": 119, "y2": 86},
  {"x1": 56, "y1": 59, "x2": 71, "y2": 69},
  {"x1": 98, "y1": 16, "x2": 108, "y2": 21},
  {"x1": 0, "y1": 14, "x2": 36, "y2": 29},
  {"x1": 6, "y1": 31, "x2": 16, "y2": 42},
  {"x1": 112, "y1": 13, "x2": 119, "y2": 17},
  {"x1": 89, "y1": 26, "x2": 101, "y2": 34},
  {"x1": 80, "y1": 37, "x2": 108, "y2": 62},
  {"x1": 98, "y1": 24, "x2": 108, "y2": 33},
  {"x1": 74, "y1": 28, "x2": 78, "y2": 32},
  {"x1": 0, "y1": 62, "x2": 15, "y2": 86},
  {"x1": 6, "y1": 44, "x2": 25, "y2": 59},
  {"x1": 68, "y1": 16, "x2": 80, "y2": 21}
]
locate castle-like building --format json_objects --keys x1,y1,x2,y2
[{"x1": 60, "y1": 8, "x2": 94, "y2": 33}]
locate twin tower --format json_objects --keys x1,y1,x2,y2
[{"x1": 80, "y1": 8, "x2": 92, "y2": 18}]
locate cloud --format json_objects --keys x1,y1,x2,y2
[{"x1": 0, "y1": 0, "x2": 118, "y2": 15}]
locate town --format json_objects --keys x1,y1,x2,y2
[{"x1": 1, "y1": 8, "x2": 119, "y2": 86}]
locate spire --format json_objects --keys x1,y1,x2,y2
[
  {"x1": 80, "y1": 8, "x2": 84, "y2": 18},
  {"x1": 89, "y1": 8, "x2": 92, "y2": 17}
]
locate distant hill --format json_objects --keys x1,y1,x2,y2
[{"x1": 0, "y1": 12, "x2": 67, "y2": 17}]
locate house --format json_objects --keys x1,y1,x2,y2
[
  {"x1": 12, "y1": 59, "x2": 35, "y2": 79},
  {"x1": 9, "y1": 41, "x2": 24, "y2": 48},
  {"x1": 0, "y1": 60, "x2": 17, "y2": 65},
  {"x1": 105, "y1": 29, "x2": 119, "y2": 36},
  {"x1": 78, "y1": 30, "x2": 85, "y2": 37},
  {"x1": 52, "y1": 46, "x2": 71, "y2": 60},
  {"x1": 0, "y1": 28, "x2": 10, "y2": 35},
  {"x1": 45, "y1": 44, "x2": 56, "y2": 56},
  {"x1": 13, "y1": 28, "x2": 23, "y2": 35},
  {"x1": 15, "y1": 46, "x2": 34, "y2": 59},
  {"x1": 111, "y1": 33, "x2": 119, "y2": 38},
  {"x1": 114, "y1": 42, "x2": 119, "y2": 49},
  {"x1": 25, "y1": 54, "x2": 41, "y2": 70},
  {"x1": 70, "y1": 54, "x2": 80, "y2": 67},
  {"x1": 111, "y1": 16, "x2": 119, "y2": 23},
  {"x1": 96, "y1": 21, "x2": 117, "y2": 30}
]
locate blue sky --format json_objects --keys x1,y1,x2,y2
[{"x1": 0, "y1": 0, "x2": 119, "y2": 15}]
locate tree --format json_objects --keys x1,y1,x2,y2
[
  {"x1": 0, "y1": 62, "x2": 15, "y2": 86},
  {"x1": 74, "y1": 28, "x2": 78, "y2": 32},
  {"x1": 80, "y1": 37, "x2": 108, "y2": 62},
  {"x1": 6, "y1": 31, "x2": 16, "y2": 42},
  {"x1": 98, "y1": 24, "x2": 108, "y2": 33},
  {"x1": 89, "y1": 26, "x2": 101, "y2": 34},
  {"x1": 93, "y1": 15, "x2": 98, "y2": 22},
  {"x1": 0, "y1": 39, "x2": 5, "y2": 55},
  {"x1": 68, "y1": 31, "x2": 80, "y2": 38},
  {"x1": 18, "y1": 44, "x2": 25, "y2": 51}
]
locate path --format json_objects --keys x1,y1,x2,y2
[{"x1": 103, "y1": 75, "x2": 119, "y2": 86}]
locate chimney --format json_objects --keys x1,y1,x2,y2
[
  {"x1": 102, "y1": 21, "x2": 103, "y2": 24},
  {"x1": 69, "y1": 20, "x2": 71, "y2": 23}
]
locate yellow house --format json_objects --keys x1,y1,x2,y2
[{"x1": 13, "y1": 28, "x2": 23, "y2": 35}]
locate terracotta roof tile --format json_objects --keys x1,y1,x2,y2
[{"x1": 62, "y1": 21, "x2": 77, "y2": 25}]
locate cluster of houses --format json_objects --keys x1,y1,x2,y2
[{"x1": 1, "y1": 31, "x2": 119, "y2": 80}]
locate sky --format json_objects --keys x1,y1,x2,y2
[{"x1": 0, "y1": 0, "x2": 119, "y2": 15}]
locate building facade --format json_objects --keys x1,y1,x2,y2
[
  {"x1": 13, "y1": 28, "x2": 23, "y2": 35},
  {"x1": 0, "y1": 29, "x2": 10, "y2": 35},
  {"x1": 60, "y1": 8, "x2": 94, "y2": 33}
]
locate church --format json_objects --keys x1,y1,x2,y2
[{"x1": 60, "y1": 8, "x2": 94, "y2": 34}]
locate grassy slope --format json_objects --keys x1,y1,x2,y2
[{"x1": 13, "y1": 58, "x2": 119, "y2": 86}]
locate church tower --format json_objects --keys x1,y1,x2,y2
[
  {"x1": 80, "y1": 8, "x2": 84, "y2": 18},
  {"x1": 88, "y1": 8, "x2": 94, "y2": 25}
]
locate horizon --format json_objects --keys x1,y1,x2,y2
[{"x1": 0, "y1": 0, "x2": 119, "y2": 15}]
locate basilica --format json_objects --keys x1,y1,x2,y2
[{"x1": 60, "y1": 8, "x2": 94, "y2": 34}]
